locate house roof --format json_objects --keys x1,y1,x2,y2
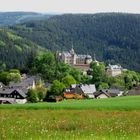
[
  {"x1": 94, "y1": 89, "x2": 121, "y2": 98},
  {"x1": 64, "y1": 88, "x2": 82, "y2": 94},
  {"x1": 0, "y1": 89, "x2": 13, "y2": 94},
  {"x1": 71, "y1": 84, "x2": 77, "y2": 88},
  {"x1": 127, "y1": 87, "x2": 140, "y2": 96},
  {"x1": 102, "y1": 89, "x2": 121, "y2": 96},
  {"x1": 94, "y1": 91, "x2": 111, "y2": 98},
  {"x1": 0, "y1": 88, "x2": 26, "y2": 98},
  {"x1": 107, "y1": 64, "x2": 122, "y2": 70},
  {"x1": 9, "y1": 77, "x2": 34, "y2": 88},
  {"x1": 0, "y1": 82, "x2": 5, "y2": 87},
  {"x1": 8, "y1": 75, "x2": 40, "y2": 93},
  {"x1": 65, "y1": 84, "x2": 96, "y2": 95},
  {"x1": 15, "y1": 89, "x2": 27, "y2": 98},
  {"x1": 80, "y1": 84, "x2": 96, "y2": 94}
]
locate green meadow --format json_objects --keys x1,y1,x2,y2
[
  {"x1": 0, "y1": 96, "x2": 140, "y2": 140},
  {"x1": 0, "y1": 96, "x2": 140, "y2": 111}
]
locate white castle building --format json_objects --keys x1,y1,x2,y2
[
  {"x1": 57, "y1": 47, "x2": 93, "y2": 73},
  {"x1": 106, "y1": 64, "x2": 127, "y2": 77}
]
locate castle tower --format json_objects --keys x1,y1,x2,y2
[
  {"x1": 70, "y1": 43, "x2": 76, "y2": 65},
  {"x1": 85, "y1": 52, "x2": 93, "y2": 64}
]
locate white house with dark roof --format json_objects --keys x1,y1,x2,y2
[{"x1": 0, "y1": 88, "x2": 27, "y2": 104}]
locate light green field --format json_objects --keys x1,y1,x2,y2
[
  {"x1": 0, "y1": 96, "x2": 140, "y2": 140},
  {"x1": 0, "y1": 96, "x2": 140, "y2": 111}
]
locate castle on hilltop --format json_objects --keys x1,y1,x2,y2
[{"x1": 57, "y1": 46, "x2": 93, "y2": 73}]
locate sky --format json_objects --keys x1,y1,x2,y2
[{"x1": 0, "y1": 0, "x2": 140, "y2": 14}]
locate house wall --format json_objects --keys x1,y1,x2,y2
[
  {"x1": 118, "y1": 91, "x2": 123, "y2": 96},
  {"x1": 64, "y1": 93, "x2": 84, "y2": 99},
  {"x1": 16, "y1": 99, "x2": 27, "y2": 104},
  {"x1": 106, "y1": 69, "x2": 122, "y2": 77},
  {"x1": 97, "y1": 94, "x2": 109, "y2": 99},
  {"x1": 87, "y1": 94, "x2": 95, "y2": 98},
  {"x1": 64, "y1": 93, "x2": 75, "y2": 99},
  {"x1": 11, "y1": 91, "x2": 25, "y2": 99}
]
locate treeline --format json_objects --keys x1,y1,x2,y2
[
  {"x1": 0, "y1": 12, "x2": 52, "y2": 26},
  {"x1": 10, "y1": 13, "x2": 140, "y2": 72}
]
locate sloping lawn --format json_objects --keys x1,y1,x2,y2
[{"x1": 0, "y1": 96, "x2": 140, "y2": 111}]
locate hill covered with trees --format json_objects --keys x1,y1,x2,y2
[
  {"x1": 0, "y1": 29, "x2": 45, "y2": 70},
  {"x1": 10, "y1": 13, "x2": 140, "y2": 72},
  {"x1": 0, "y1": 12, "x2": 52, "y2": 26}
]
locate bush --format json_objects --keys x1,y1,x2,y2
[{"x1": 27, "y1": 89, "x2": 38, "y2": 103}]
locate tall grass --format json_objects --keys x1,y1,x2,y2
[
  {"x1": 0, "y1": 110, "x2": 140, "y2": 140},
  {"x1": 0, "y1": 96, "x2": 140, "y2": 139}
]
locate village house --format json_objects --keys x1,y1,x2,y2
[
  {"x1": 63, "y1": 84, "x2": 96, "y2": 99},
  {"x1": 0, "y1": 88, "x2": 27, "y2": 104},
  {"x1": 94, "y1": 91, "x2": 111, "y2": 99},
  {"x1": 94, "y1": 89, "x2": 124, "y2": 99},
  {"x1": 127, "y1": 86, "x2": 140, "y2": 96},
  {"x1": 0, "y1": 75, "x2": 41, "y2": 104},
  {"x1": 64, "y1": 87, "x2": 84, "y2": 99}
]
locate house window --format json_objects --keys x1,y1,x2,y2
[{"x1": 17, "y1": 96, "x2": 20, "y2": 99}]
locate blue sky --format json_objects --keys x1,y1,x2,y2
[{"x1": 0, "y1": 0, "x2": 140, "y2": 14}]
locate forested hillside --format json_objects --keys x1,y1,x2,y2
[
  {"x1": 10, "y1": 13, "x2": 140, "y2": 71},
  {"x1": 0, "y1": 29, "x2": 45, "y2": 70}
]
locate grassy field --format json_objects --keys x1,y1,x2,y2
[
  {"x1": 0, "y1": 96, "x2": 140, "y2": 140},
  {"x1": 0, "y1": 96, "x2": 140, "y2": 111}
]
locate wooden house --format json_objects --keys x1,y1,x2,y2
[
  {"x1": 63, "y1": 87, "x2": 84, "y2": 99},
  {"x1": 63, "y1": 84, "x2": 96, "y2": 99}
]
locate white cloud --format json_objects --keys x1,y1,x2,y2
[{"x1": 0, "y1": 0, "x2": 140, "y2": 14}]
